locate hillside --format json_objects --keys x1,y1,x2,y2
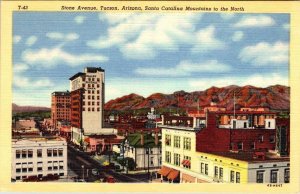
[
  {"x1": 12, "y1": 103, "x2": 51, "y2": 113},
  {"x1": 104, "y1": 85, "x2": 290, "y2": 111}
]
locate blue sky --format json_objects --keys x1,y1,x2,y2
[{"x1": 13, "y1": 12, "x2": 289, "y2": 107}]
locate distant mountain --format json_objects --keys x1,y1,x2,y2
[
  {"x1": 104, "y1": 85, "x2": 290, "y2": 111},
  {"x1": 12, "y1": 103, "x2": 50, "y2": 113}
]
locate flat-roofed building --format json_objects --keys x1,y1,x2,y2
[
  {"x1": 51, "y1": 91, "x2": 71, "y2": 129},
  {"x1": 11, "y1": 136, "x2": 67, "y2": 182},
  {"x1": 69, "y1": 67, "x2": 105, "y2": 144}
]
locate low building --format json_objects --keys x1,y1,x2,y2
[
  {"x1": 196, "y1": 151, "x2": 289, "y2": 184},
  {"x1": 11, "y1": 136, "x2": 67, "y2": 181},
  {"x1": 123, "y1": 133, "x2": 161, "y2": 171},
  {"x1": 159, "y1": 112, "x2": 289, "y2": 183},
  {"x1": 15, "y1": 119, "x2": 36, "y2": 130}
]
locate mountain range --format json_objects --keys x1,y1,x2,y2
[
  {"x1": 104, "y1": 85, "x2": 290, "y2": 111},
  {"x1": 12, "y1": 85, "x2": 290, "y2": 113},
  {"x1": 12, "y1": 103, "x2": 51, "y2": 113}
]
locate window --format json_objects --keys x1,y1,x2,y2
[
  {"x1": 269, "y1": 135, "x2": 275, "y2": 143},
  {"x1": 59, "y1": 173, "x2": 64, "y2": 177},
  {"x1": 259, "y1": 135, "x2": 264, "y2": 142},
  {"x1": 22, "y1": 150, "x2": 27, "y2": 158},
  {"x1": 268, "y1": 121, "x2": 271, "y2": 128},
  {"x1": 250, "y1": 142, "x2": 255, "y2": 150},
  {"x1": 150, "y1": 157, "x2": 154, "y2": 165},
  {"x1": 284, "y1": 168, "x2": 290, "y2": 183},
  {"x1": 205, "y1": 164, "x2": 208, "y2": 175},
  {"x1": 270, "y1": 170, "x2": 278, "y2": 183},
  {"x1": 22, "y1": 167, "x2": 27, "y2": 173},
  {"x1": 37, "y1": 149, "x2": 42, "y2": 157},
  {"x1": 16, "y1": 176, "x2": 21, "y2": 180},
  {"x1": 16, "y1": 150, "x2": 21, "y2": 159},
  {"x1": 28, "y1": 149, "x2": 33, "y2": 158},
  {"x1": 236, "y1": 172, "x2": 240, "y2": 183},
  {"x1": 37, "y1": 167, "x2": 42, "y2": 171},
  {"x1": 256, "y1": 170, "x2": 264, "y2": 183},
  {"x1": 165, "y1": 134, "x2": 171, "y2": 146},
  {"x1": 174, "y1": 136, "x2": 180, "y2": 148},
  {"x1": 53, "y1": 149, "x2": 58, "y2": 157},
  {"x1": 174, "y1": 153, "x2": 181, "y2": 166},
  {"x1": 200, "y1": 163, "x2": 204, "y2": 174},
  {"x1": 16, "y1": 168, "x2": 21, "y2": 173},
  {"x1": 183, "y1": 137, "x2": 191, "y2": 150},
  {"x1": 165, "y1": 151, "x2": 171, "y2": 163},
  {"x1": 214, "y1": 166, "x2": 218, "y2": 178},
  {"x1": 237, "y1": 142, "x2": 243, "y2": 150},
  {"x1": 58, "y1": 149, "x2": 63, "y2": 157},
  {"x1": 47, "y1": 149, "x2": 52, "y2": 157},
  {"x1": 230, "y1": 171, "x2": 235, "y2": 183},
  {"x1": 219, "y1": 167, "x2": 223, "y2": 180}
]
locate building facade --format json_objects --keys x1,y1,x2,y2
[
  {"x1": 160, "y1": 117, "x2": 200, "y2": 183},
  {"x1": 11, "y1": 137, "x2": 68, "y2": 181},
  {"x1": 51, "y1": 91, "x2": 71, "y2": 129},
  {"x1": 123, "y1": 133, "x2": 161, "y2": 170},
  {"x1": 69, "y1": 67, "x2": 105, "y2": 144},
  {"x1": 159, "y1": 112, "x2": 290, "y2": 183}
]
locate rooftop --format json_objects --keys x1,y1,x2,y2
[
  {"x1": 51, "y1": 91, "x2": 70, "y2": 96},
  {"x1": 125, "y1": 133, "x2": 161, "y2": 148},
  {"x1": 205, "y1": 151, "x2": 289, "y2": 163},
  {"x1": 12, "y1": 136, "x2": 65, "y2": 143}
]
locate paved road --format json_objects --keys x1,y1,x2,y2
[{"x1": 67, "y1": 145, "x2": 150, "y2": 183}]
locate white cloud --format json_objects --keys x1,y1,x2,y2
[
  {"x1": 239, "y1": 41, "x2": 288, "y2": 66},
  {"x1": 26, "y1": 36, "x2": 38, "y2": 46},
  {"x1": 192, "y1": 25, "x2": 226, "y2": 53},
  {"x1": 87, "y1": 13, "x2": 202, "y2": 59},
  {"x1": 220, "y1": 13, "x2": 235, "y2": 20},
  {"x1": 22, "y1": 47, "x2": 108, "y2": 67},
  {"x1": 74, "y1": 15, "x2": 86, "y2": 24},
  {"x1": 283, "y1": 23, "x2": 289, "y2": 30},
  {"x1": 234, "y1": 15, "x2": 275, "y2": 28},
  {"x1": 13, "y1": 35, "x2": 22, "y2": 44},
  {"x1": 14, "y1": 75, "x2": 53, "y2": 88},
  {"x1": 14, "y1": 63, "x2": 29, "y2": 73},
  {"x1": 46, "y1": 32, "x2": 79, "y2": 41},
  {"x1": 189, "y1": 73, "x2": 288, "y2": 89},
  {"x1": 232, "y1": 31, "x2": 244, "y2": 42},
  {"x1": 135, "y1": 60, "x2": 231, "y2": 77},
  {"x1": 13, "y1": 84, "x2": 68, "y2": 107}
]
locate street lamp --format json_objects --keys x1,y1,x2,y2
[{"x1": 81, "y1": 165, "x2": 84, "y2": 181}]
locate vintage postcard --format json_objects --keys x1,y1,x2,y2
[{"x1": 0, "y1": 0, "x2": 299, "y2": 193}]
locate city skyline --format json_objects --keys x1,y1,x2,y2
[{"x1": 13, "y1": 13, "x2": 289, "y2": 107}]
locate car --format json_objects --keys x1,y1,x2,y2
[
  {"x1": 104, "y1": 176, "x2": 116, "y2": 183},
  {"x1": 92, "y1": 168, "x2": 99, "y2": 176}
]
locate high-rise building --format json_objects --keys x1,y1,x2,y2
[
  {"x1": 69, "y1": 67, "x2": 105, "y2": 143},
  {"x1": 51, "y1": 91, "x2": 71, "y2": 129}
]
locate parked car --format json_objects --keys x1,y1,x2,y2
[
  {"x1": 104, "y1": 176, "x2": 116, "y2": 183},
  {"x1": 92, "y1": 168, "x2": 99, "y2": 176}
]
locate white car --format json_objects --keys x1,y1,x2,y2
[{"x1": 92, "y1": 168, "x2": 99, "y2": 176}]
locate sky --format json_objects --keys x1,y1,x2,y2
[{"x1": 13, "y1": 12, "x2": 290, "y2": 107}]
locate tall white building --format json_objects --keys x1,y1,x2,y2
[
  {"x1": 11, "y1": 137, "x2": 68, "y2": 181},
  {"x1": 69, "y1": 67, "x2": 105, "y2": 143}
]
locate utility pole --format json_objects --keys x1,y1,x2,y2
[{"x1": 148, "y1": 147, "x2": 150, "y2": 181}]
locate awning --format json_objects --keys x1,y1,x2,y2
[
  {"x1": 182, "y1": 160, "x2": 191, "y2": 167},
  {"x1": 167, "y1": 169, "x2": 179, "y2": 180},
  {"x1": 158, "y1": 166, "x2": 172, "y2": 176}
]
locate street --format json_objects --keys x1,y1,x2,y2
[{"x1": 67, "y1": 145, "x2": 151, "y2": 183}]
